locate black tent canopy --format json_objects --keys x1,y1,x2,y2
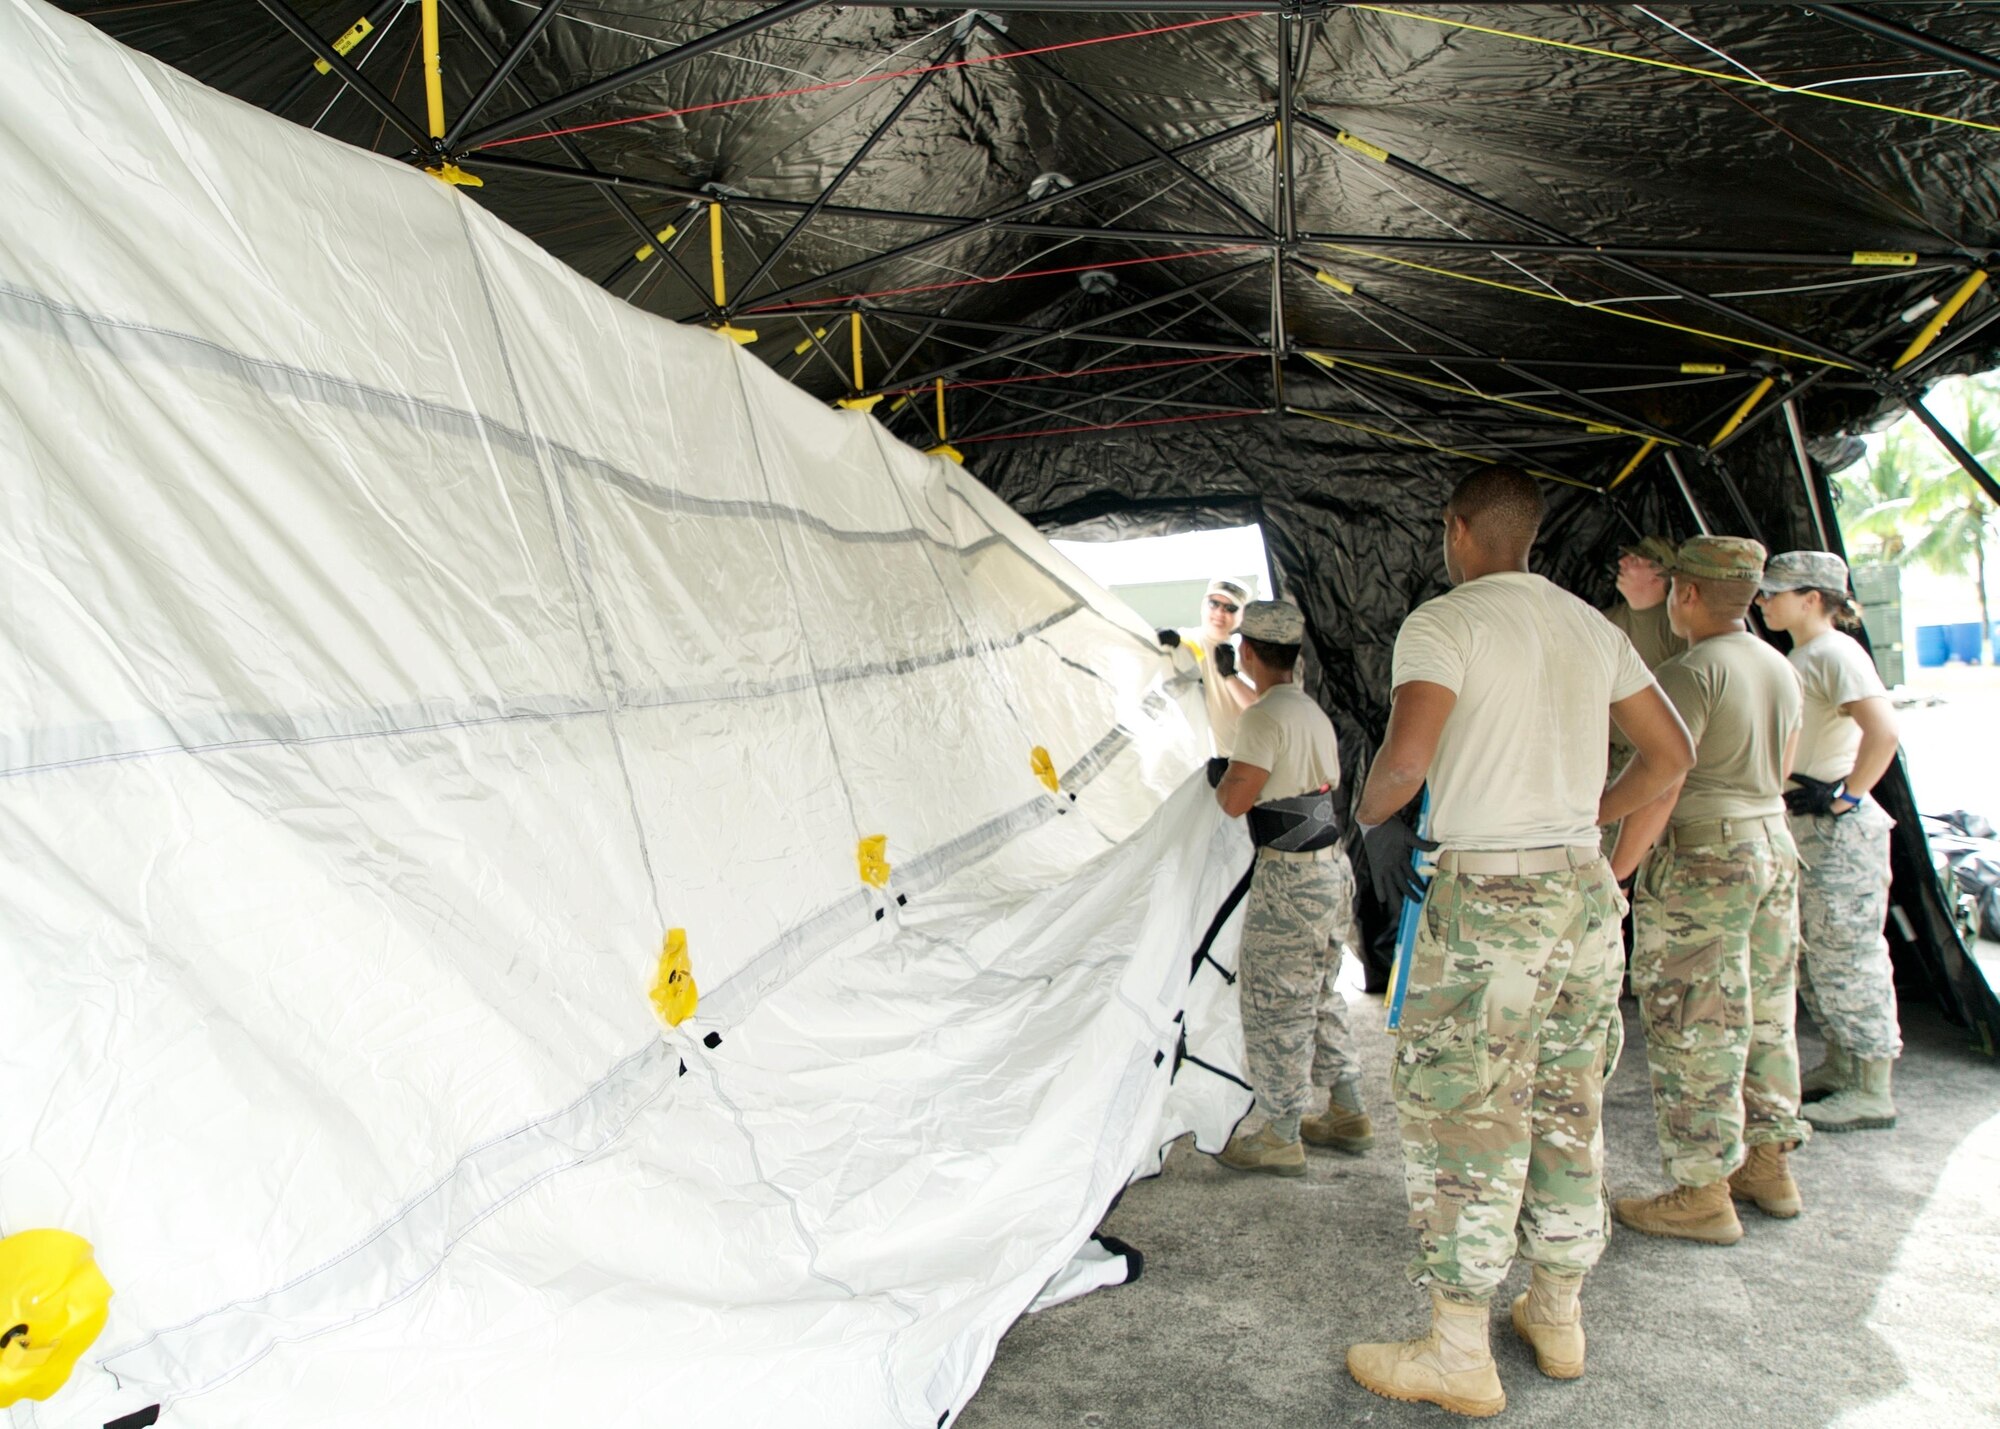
[{"x1": 60, "y1": 0, "x2": 2000, "y2": 1040}]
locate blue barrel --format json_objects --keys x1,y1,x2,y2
[
  {"x1": 1946, "y1": 622, "x2": 1985, "y2": 664},
  {"x1": 1916, "y1": 624, "x2": 1950, "y2": 667}
]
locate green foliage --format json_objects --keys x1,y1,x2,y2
[{"x1": 1837, "y1": 374, "x2": 1999, "y2": 580}]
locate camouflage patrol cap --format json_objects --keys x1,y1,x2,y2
[
  {"x1": 1619, "y1": 535, "x2": 1679, "y2": 568},
  {"x1": 1664, "y1": 535, "x2": 1767, "y2": 583},
  {"x1": 1759, "y1": 549, "x2": 1850, "y2": 596},
  {"x1": 1239, "y1": 600, "x2": 1306, "y2": 644}
]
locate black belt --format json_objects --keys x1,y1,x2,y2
[{"x1": 1248, "y1": 786, "x2": 1342, "y2": 853}]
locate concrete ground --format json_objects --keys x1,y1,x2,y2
[{"x1": 959, "y1": 995, "x2": 2000, "y2": 1429}]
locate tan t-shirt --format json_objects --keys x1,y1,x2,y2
[
  {"x1": 1232, "y1": 684, "x2": 1340, "y2": 801},
  {"x1": 1655, "y1": 632, "x2": 1803, "y2": 824},
  {"x1": 1392, "y1": 572, "x2": 1654, "y2": 850},
  {"x1": 1177, "y1": 632, "x2": 1248, "y2": 756},
  {"x1": 1790, "y1": 629, "x2": 1889, "y2": 783},
  {"x1": 1606, "y1": 599, "x2": 1687, "y2": 672}
]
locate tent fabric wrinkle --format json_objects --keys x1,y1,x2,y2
[{"x1": 0, "y1": 3, "x2": 1259, "y2": 1422}]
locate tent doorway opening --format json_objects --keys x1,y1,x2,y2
[{"x1": 1053, "y1": 523, "x2": 1274, "y2": 634}]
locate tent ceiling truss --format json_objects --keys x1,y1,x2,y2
[{"x1": 158, "y1": 0, "x2": 2000, "y2": 515}]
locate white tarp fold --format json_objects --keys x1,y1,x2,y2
[{"x1": 0, "y1": 3, "x2": 1251, "y2": 1423}]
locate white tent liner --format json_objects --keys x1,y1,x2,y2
[{"x1": 0, "y1": 2, "x2": 1255, "y2": 1424}]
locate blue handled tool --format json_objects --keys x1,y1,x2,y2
[{"x1": 1384, "y1": 791, "x2": 1432, "y2": 1031}]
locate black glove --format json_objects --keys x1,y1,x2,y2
[
  {"x1": 1157, "y1": 628, "x2": 1180, "y2": 649},
  {"x1": 1206, "y1": 756, "x2": 1231, "y2": 789},
  {"x1": 1362, "y1": 818, "x2": 1440, "y2": 909},
  {"x1": 1785, "y1": 773, "x2": 1841, "y2": 816},
  {"x1": 1211, "y1": 641, "x2": 1237, "y2": 679}
]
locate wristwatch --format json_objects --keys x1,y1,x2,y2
[{"x1": 1833, "y1": 789, "x2": 1862, "y2": 815}]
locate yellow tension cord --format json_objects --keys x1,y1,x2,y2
[
  {"x1": 707, "y1": 202, "x2": 759, "y2": 345},
  {"x1": 1318, "y1": 244, "x2": 1848, "y2": 367},
  {"x1": 1345, "y1": 4, "x2": 2000, "y2": 135},
  {"x1": 1894, "y1": 269, "x2": 1990, "y2": 371},
  {"x1": 1608, "y1": 437, "x2": 1661, "y2": 490},
  {"x1": 1305, "y1": 351, "x2": 1670, "y2": 444},
  {"x1": 1287, "y1": 407, "x2": 1599, "y2": 491},
  {"x1": 835, "y1": 312, "x2": 883, "y2": 411},
  {"x1": 1708, "y1": 375, "x2": 1775, "y2": 448},
  {"x1": 648, "y1": 929, "x2": 697, "y2": 1028}
]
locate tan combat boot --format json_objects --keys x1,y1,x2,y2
[
  {"x1": 1727, "y1": 1142, "x2": 1802, "y2": 1218},
  {"x1": 1216, "y1": 1124, "x2": 1306, "y2": 1177},
  {"x1": 1612, "y1": 1179, "x2": 1744, "y2": 1245},
  {"x1": 1804, "y1": 1057, "x2": 1896, "y2": 1132},
  {"x1": 1800, "y1": 1041, "x2": 1851, "y2": 1103},
  {"x1": 1348, "y1": 1289, "x2": 1506, "y2": 1417},
  {"x1": 1509, "y1": 1267, "x2": 1585, "y2": 1379},
  {"x1": 1301, "y1": 1082, "x2": 1374, "y2": 1154}
]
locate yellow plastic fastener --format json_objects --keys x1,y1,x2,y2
[
  {"x1": 0, "y1": 1230, "x2": 112, "y2": 1408},
  {"x1": 1851, "y1": 250, "x2": 1917, "y2": 268},
  {"x1": 425, "y1": 162, "x2": 484, "y2": 188},
  {"x1": 1335, "y1": 130, "x2": 1390, "y2": 163},
  {"x1": 648, "y1": 929, "x2": 698, "y2": 1028},
  {"x1": 1680, "y1": 362, "x2": 1727, "y2": 375},
  {"x1": 1030, "y1": 746, "x2": 1061, "y2": 793},
  {"x1": 312, "y1": 14, "x2": 373, "y2": 74},
  {"x1": 857, "y1": 835, "x2": 891, "y2": 889},
  {"x1": 711, "y1": 325, "x2": 760, "y2": 345},
  {"x1": 791, "y1": 325, "x2": 829, "y2": 357},
  {"x1": 632, "y1": 224, "x2": 678, "y2": 262},
  {"x1": 836, "y1": 394, "x2": 884, "y2": 412},
  {"x1": 1312, "y1": 269, "x2": 1356, "y2": 295},
  {"x1": 926, "y1": 443, "x2": 964, "y2": 464}
]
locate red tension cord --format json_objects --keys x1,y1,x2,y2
[
  {"x1": 474, "y1": 11, "x2": 1261, "y2": 150},
  {"x1": 747, "y1": 244, "x2": 1258, "y2": 313},
  {"x1": 887, "y1": 352, "x2": 1255, "y2": 397},
  {"x1": 953, "y1": 408, "x2": 1266, "y2": 445}
]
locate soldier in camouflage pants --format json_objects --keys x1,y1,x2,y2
[
  {"x1": 1630, "y1": 821, "x2": 1808, "y2": 1188},
  {"x1": 1239, "y1": 850, "x2": 1360, "y2": 1134},
  {"x1": 1790, "y1": 801, "x2": 1900, "y2": 1062},
  {"x1": 1394, "y1": 859, "x2": 1626, "y2": 1300}
]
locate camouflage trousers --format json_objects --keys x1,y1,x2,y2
[
  {"x1": 1790, "y1": 800, "x2": 1902, "y2": 1061},
  {"x1": 1394, "y1": 857, "x2": 1625, "y2": 1303},
  {"x1": 1239, "y1": 850, "x2": 1361, "y2": 1122},
  {"x1": 1632, "y1": 818, "x2": 1807, "y2": 1188}
]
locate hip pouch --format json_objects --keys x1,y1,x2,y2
[{"x1": 1248, "y1": 785, "x2": 1342, "y2": 853}]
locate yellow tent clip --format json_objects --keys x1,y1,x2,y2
[
  {"x1": 836, "y1": 394, "x2": 884, "y2": 412},
  {"x1": 1680, "y1": 362, "x2": 1727, "y2": 375},
  {"x1": 648, "y1": 929, "x2": 698, "y2": 1028},
  {"x1": 0, "y1": 1230, "x2": 112, "y2": 1409},
  {"x1": 425, "y1": 162, "x2": 483, "y2": 188},
  {"x1": 1312, "y1": 268, "x2": 1355, "y2": 295},
  {"x1": 857, "y1": 834, "x2": 890, "y2": 889},
  {"x1": 632, "y1": 224, "x2": 678, "y2": 263},
  {"x1": 1030, "y1": 746, "x2": 1061, "y2": 793},
  {"x1": 1334, "y1": 129, "x2": 1390, "y2": 163},
  {"x1": 1851, "y1": 251, "x2": 1917, "y2": 268},
  {"x1": 926, "y1": 443, "x2": 964, "y2": 464},
  {"x1": 792, "y1": 326, "x2": 829, "y2": 357}
]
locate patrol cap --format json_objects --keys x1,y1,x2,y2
[
  {"x1": 1664, "y1": 535, "x2": 1767, "y2": 583},
  {"x1": 1619, "y1": 535, "x2": 1679, "y2": 567},
  {"x1": 1239, "y1": 600, "x2": 1305, "y2": 644},
  {"x1": 1759, "y1": 549, "x2": 1850, "y2": 596},
  {"x1": 1205, "y1": 578, "x2": 1249, "y2": 608}
]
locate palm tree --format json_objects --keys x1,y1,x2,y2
[{"x1": 1841, "y1": 376, "x2": 2000, "y2": 663}]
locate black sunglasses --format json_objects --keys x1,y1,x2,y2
[{"x1": 1207, "y1": 597, "x2": 1240, "y2": 613}]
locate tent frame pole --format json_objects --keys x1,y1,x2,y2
[
  {"x1": 442, "y1": 0, "x2": 565, "y2": 150},
  {"x1": 1815, "y1": 3, "x2": 2000, "y2": 83},
  {"x1": 267, "y1": 0, "x2": 404, "y2": 117},
  {"x1": 1904, "y1": 394, "x2": 2000, "y2": 509},
  {"x1": 453, "y1": 0, "x2": 826, "y2": 152},
  {"x1": 250, "y1": 0, "x2": 430, "y2": 150},
  {"x1": 1781, "y1": 397, "x2": 1835, "y2": 548},
  {"x1": 1661, "y1": 451, "x2": 1716, "y2": 536}
]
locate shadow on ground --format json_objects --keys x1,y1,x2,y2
[{"x1": 959, "y1": 995, "x2": 2000, "y2": 1429}]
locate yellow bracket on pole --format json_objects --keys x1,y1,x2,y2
[
  {"x1": 1608, "y1": 438, "x2": 1660, "y2": 490},
  {"x1": 1708, "y1": 376, "x2": 1775, "y2": 448},
  {"x1": 835, "y1": 311, "x2": 881, "y2": 410},
  {"x1": 1680, "y1": 362, "x2": 1727, "y2": 375},
  {"x1": 706, "y1": 202, "x2": 760, "y2": 344},
  {"x1": 1334, "y1": 129, "x2": 1390, "y2": 163},
  {"x1": 791, "y1": 325, "x2": 829, "y2": 356},
  {"x1": 1852, "y1": 251, "x2": 1917, "y2": 268},
  {"x1": 312, "y1": 14, "x2": 372, "y2": 74},
  {"x1": 1312, "y1": 268, "x2": 1356, "y2": 295},
  {"x1": 632, "y1": 224, "x2": 678, "y2": 262},
  {"x1": 1894, "y1": 269, "x2": 1989, "y2": 371},
  {"x1": 925, "y1": 377, "x2": 960, "y2": 459}
]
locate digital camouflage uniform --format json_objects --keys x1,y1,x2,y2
[
  {"x1": 1790, "y1": 800, "x2": 1901, "y2": 1061},
  {"x1": 1395, "y1": 862, "x2": 1626, "y2": 1300},
  {"x1": 1240, "y1": 849, "x2": 1361, "y2": 1121},
  {"x1": 1631, "y1": 822, "x2": 1808, "y2": 1184}
]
